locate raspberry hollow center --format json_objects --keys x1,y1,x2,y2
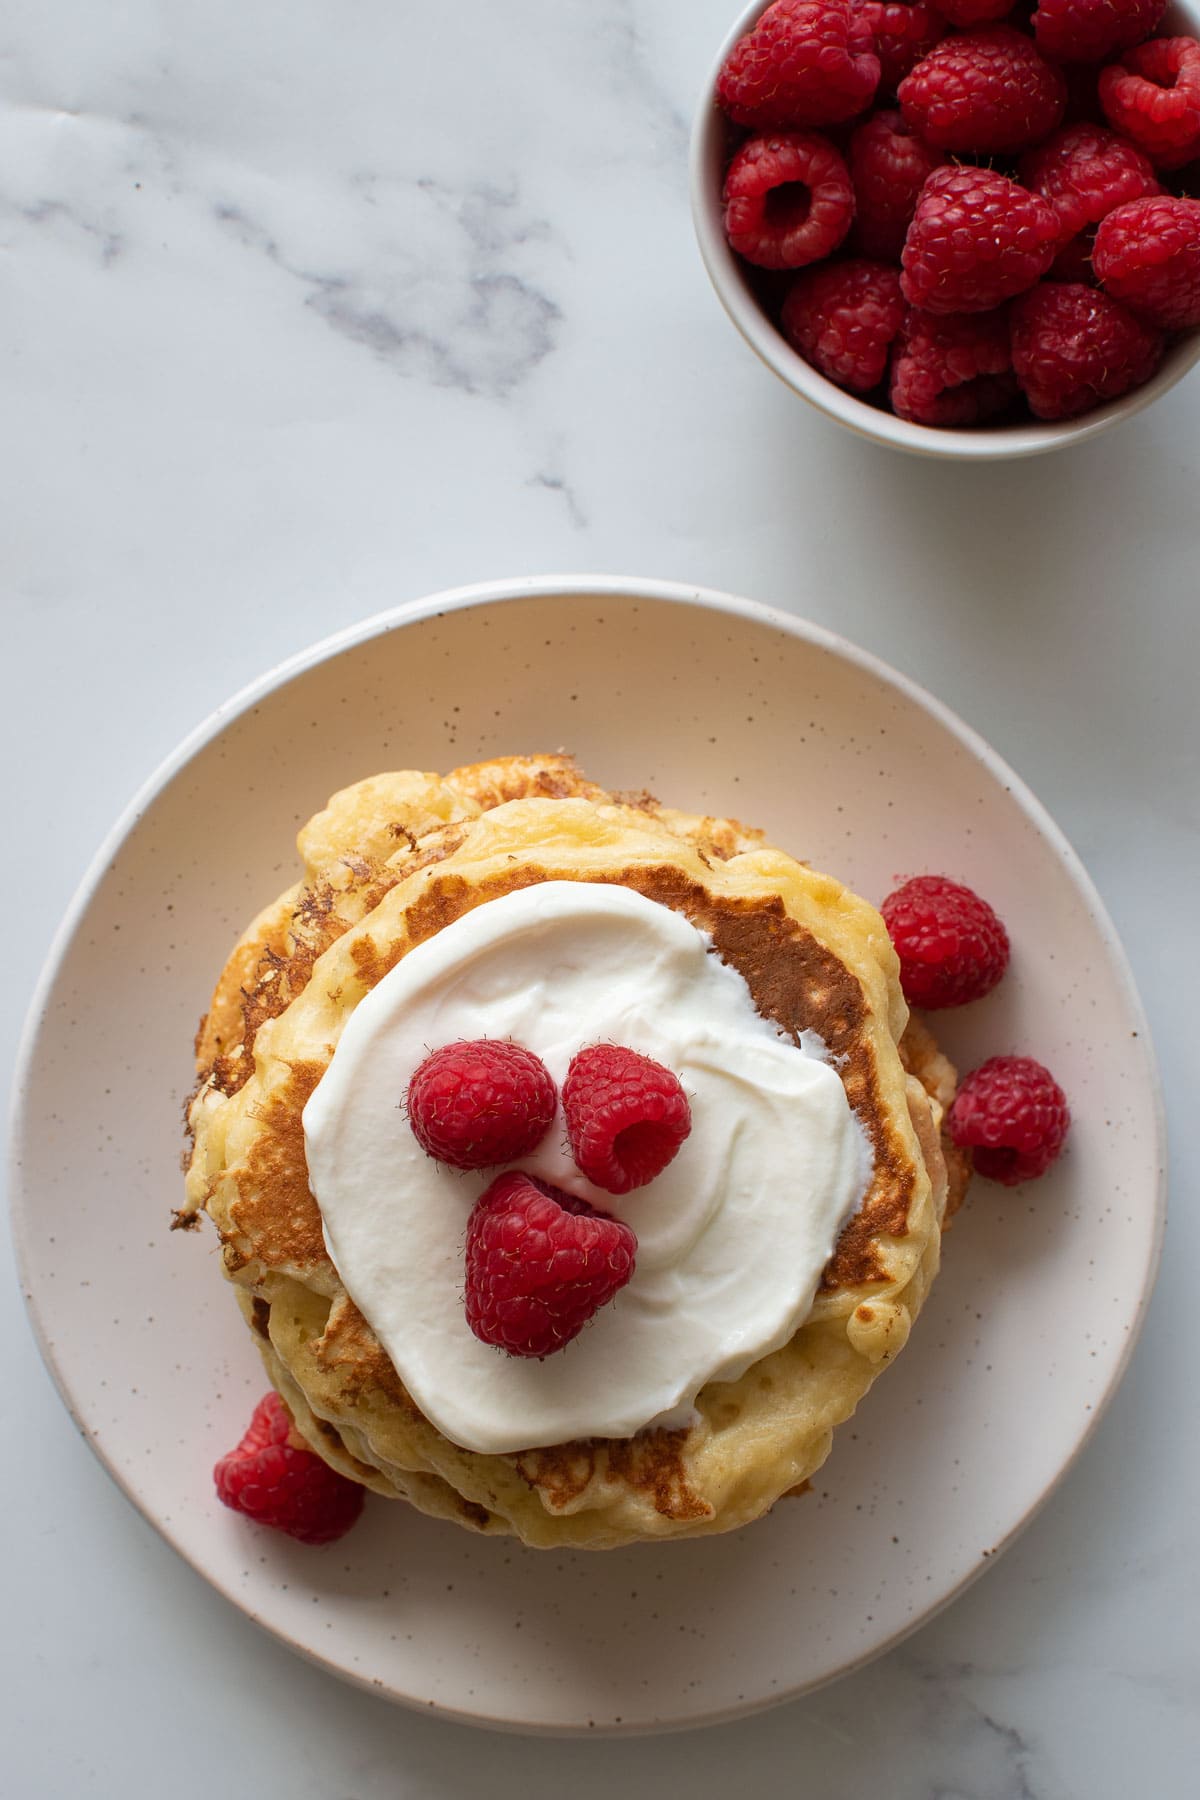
[
  {"x1": 764, "y1": 180, "x2": 814, "y2": 229},
  {"x1": 613, "y1": 1118, "x2": 679, "y2": 1189}
]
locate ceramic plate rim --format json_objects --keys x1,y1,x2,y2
[{"x1": 8, "y1": 574, "x2": 1168, "y2": 1733}]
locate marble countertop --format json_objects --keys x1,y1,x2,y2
[{"x1": 3, "y1": 1, "x2": 1198, "y2": 1791}]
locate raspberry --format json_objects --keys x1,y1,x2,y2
[
  {"x1": 723, "y1": 132, "x2": 855, "y2": 270},
  {"x1": 464, "y1": 1172, "x2": 637, "y2": 1358},
  {"x1": 716, "y1": 0, "x2": 881, "y2": 129},
  {"x1": 214, "y1": 1392, "x2": 365, "y2": 1544},
  {"x1": 929, "y1": 0, "x2": 1015, "y2": 24},
  {"x1": 890, "y1": 307, "x2": 1018, "y2": 424},
  {"x1": 849, "y1": 110, "x2": 945, "y2": 262},
  {"x1": 781, "y1": 258, "x2": 905, "y2": 392},
  {"x1": 899, "y1": 27, "x2": 1067, "y2": 154},
  {"x1": 881, "y1": 875, "x2": 1010, "y2": 1003},
  {"x1": 1018, "y1": 124, "x2": 1161, "y2": 252},
  {"x1": 850, "y1": 2, "x2": 945, "y2": 93},
  {"x1": 948, "y1": 1055, "x2": 1070, "y2": 1185},
  {"x1": 1099, "y1": 38, "x2": 1200, "y2": 170},
  {"x1": 406, "y1": 1038, "x2": 557, "y2": 1170},
  {"x1": 563, "y1": 1045, "x2": 691, "y2": 1194},
  {"x1": 1011, "y1": 280, "x2": 1164, "y2": 418},
  {"x1": 901, "y1": 166, "x2": 1060, "y2": 313},
  {"x1": 1033, "y1": 0, "x2": 1166, "y2": 67},
  {"x1": 1093, "y1": 194, "x2": 1200, "y2": 327}
]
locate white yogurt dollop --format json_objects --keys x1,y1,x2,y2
[{"x1": 303, "y1": 882, "x2": 868, "y2": 1454}]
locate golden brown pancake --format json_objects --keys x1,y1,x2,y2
[{"x1": 180, "y1": 754, "x2": 967, "y2": 1547}]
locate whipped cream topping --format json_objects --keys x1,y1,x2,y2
[{"x1": 303, "y1": 882, "x2": 868, "y2": 1454}]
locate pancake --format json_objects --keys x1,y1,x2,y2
[{"x1": 181, "y1": 754, "x2": 968, "y2": 1548}]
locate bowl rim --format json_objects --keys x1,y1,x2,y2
[{"x1": 689, "y1": 0, "x2": 1200, "y2": 459}]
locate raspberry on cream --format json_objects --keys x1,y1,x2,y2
[
  {"x1": 406, "y1": 1037, "x2": 557, "y2": 1169},
  {"x1": 302, "y1": 882, "x2": 869, "y2": 1456},
  {"x1": 465, "y1": 1173, "x2": 638, "y2": 1358},
  {"x1": 562, "y1": 1043, "x2": 691, "y2": 1194}
]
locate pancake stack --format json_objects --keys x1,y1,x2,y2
[{"x1": 180, "y1": 754, "x2": 966, "y2": 1548}]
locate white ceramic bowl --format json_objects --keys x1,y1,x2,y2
[
  {"x1": 690, "y1": 0, "x2": 1200, "y2": 458},
  {"x1": 10, "y1": 577, "x2": 1165, "y2": 1732}
]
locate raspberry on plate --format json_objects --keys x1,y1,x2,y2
[
  {"x1": 214, "y1": 1392, "x2": 365, "y2": 1544},
  {"x1": 563, "y1": 1044, "x2": 691, "y2": 1194},
  {"x1": 781, "y1": 258, "x2": 905, "y2": 392},
  {"x1": 850, "y1": 1, "x2": 945, "y2": 93},
  {"x1": 464, "y1": 1172, "x2": 637, "y2": 1358},
  {"x1": 406, "y1": 1038, "x2": 557, "y2": 1169},
  {"x1": 849, "y1": 109, "x2": 945, "y2": 262},
  {"x1": 1094, "y1": 195, "x2": 1200, "y2": 327},
  {"x1": 1099, "y1": 38, "x2": 1200, "y2": 170},
  {"x1": 901, "y1": 166, "x2": 1060, "y2": 313},
  {"x1": 1018, "y1": 124, "x2": 1161, "y2": 252},
  {"x1": 723, "y1": 131, "x2": 855, "y2": 270},
  {"x1": 1033, "y1": 0, "x2": 1166, "y2": 67},
  {"x1": 898, "y1": 26, "x2": 1067, "y2": 154},
  {"x1": 948, "y1": 1055, "x2": 1070, "y2": 1185},
  {"x1": 1011, "y1": 281, "x2": 1164, "y2": 418},
  {"x1": 880, "y1": 874, "x2": 1011, "y2": 1005},
  {"x1": 716, "y1": 0, "x2": 880, "y2": 129}
]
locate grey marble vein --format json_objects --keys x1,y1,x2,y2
[
  {"x1": 9, "y1": 196, "x2": 122, "y2": 265},
  {"x1": 586, "y1": 0, "x2": 690, "y2": 169},
  {"x1": 529, "y1": 466, "x2": 586, "y2": 529},
  {"x1": 214, "y1": 176, "x2": 562, "y2": 399},
  {"x1": 976, "y1": 1712, "x2": 1043, "y2": 1800},
  {"x1": 890, "y1": 1646, "x2": 1075, "y2": 1800}
]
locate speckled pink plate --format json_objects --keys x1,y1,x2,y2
[{"x1": 10, "y1": 577, "x2": 1164, "y2": 1734}]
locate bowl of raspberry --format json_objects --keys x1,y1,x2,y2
[{"x1": 690, "y1": 0, "x2": 1200, "y2": 455}]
